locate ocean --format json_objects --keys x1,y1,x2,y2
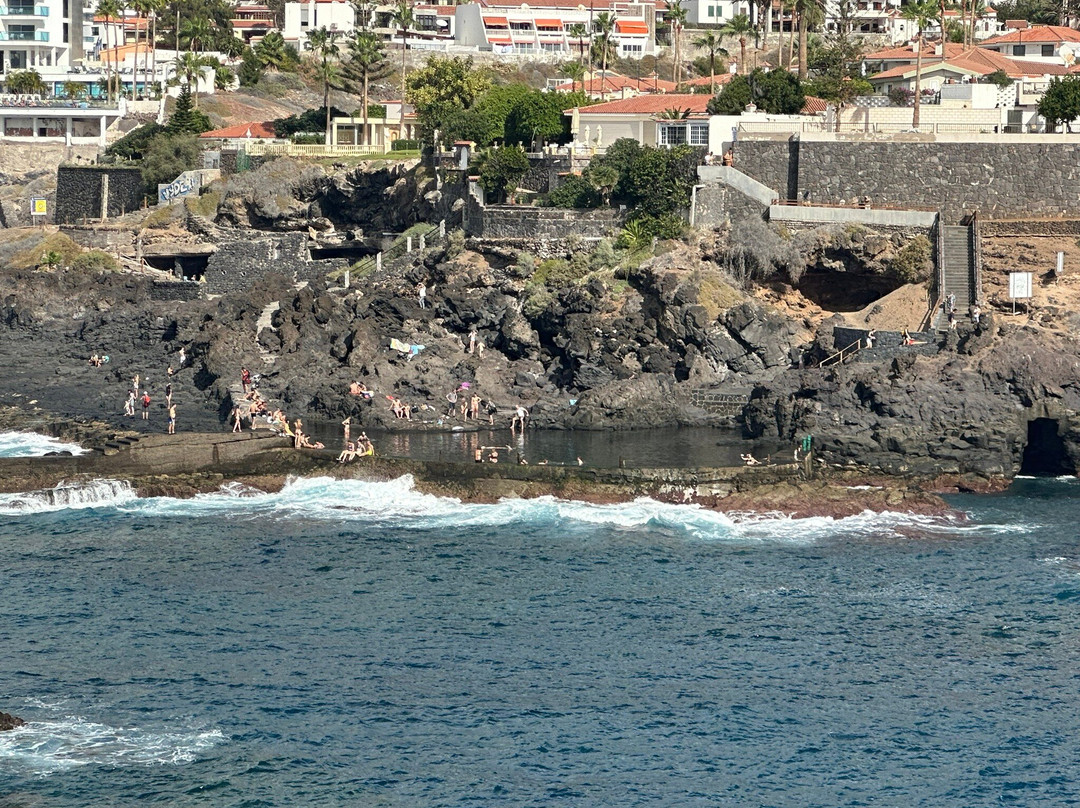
[{"x1": 1, "y1": 433, "x2": 1080, "y2": 806}]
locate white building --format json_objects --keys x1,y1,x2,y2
[
  {"x1": 684, "y1": 0, "x2": 748, "y2": 27},
  {"x1": 978, "y1": 24, "x2": 1080, "y2": 63},
  {"x1": 0, "y1": 0, "x2": 82, "y2": 76},
  {"x1": 455, "y1": 0, "x2": 661, "y2": 59},
  {"x1": 283, "y1": 0, "x2": 357, "y2": 50}
]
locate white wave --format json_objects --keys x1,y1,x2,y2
[
  {"x1": 0, "y1": 479, "x2": 136, "y2": 515},
  {"x1": 0, "y1": 717, "x2": 224, "y2": 773},
  {"x1": 111, "y1": 475, "x2": 993, "y2": 543},
  {"x1": 0, "y1": 431, "x2": 86, "y2": 458}
]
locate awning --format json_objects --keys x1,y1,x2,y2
[
  {"x1": 483, "y1": 15, "x2": 509, "y2": 26},
  {"x1": 616, "y1": 20, "x2": 649, "y2": 34},
  {"x1": 534, "y1": 17, "x2": 562, "y2": 27},
  {"x1": 487, "y1": 35, "x2": 512, "y2": 43}
]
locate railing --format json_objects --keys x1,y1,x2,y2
[
  {"x1": 0, "y1": 28, "x2": 47, "y2": 39},
  {"x1": 0, "y1": 4, "x2": 49, "y2": 13},
  {"x1": 775, "y1": 198, "x2": 938, "y2": 212},
  {"x1": 0, "y1": 93, "x2": 117, "y2": 109},
  {"x1": 243, "y1": 143, "x2": 389, "y2": 157},
  {"x1": 819, "y1": 339, "x2": 862, "y2": 368},
  {"x1": 737, "y1": 120, "x2": 1008, "y2": 136},
  {"x1": 340, "y1": 220, "x2": 447, "y2": 286},
  {"x1": 970, "y1": 211, "x2": 983, "y2": 305}
]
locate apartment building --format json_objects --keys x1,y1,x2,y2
[{"x1": 0, "y1": 0, "x2": 83, "y2": 74}]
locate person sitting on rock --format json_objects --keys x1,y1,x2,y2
[
  {"x1": 487, "y1": 449, "x2": 499, "y2": 463},
  {"x1": 741, "y1": 453, "x2": 761, "y2": 466},
  {"x1": 357, "y1": 434, "x2": 375, "y2": 456},
  {"x1": 338, "y1": 441, "x2": 357, "y2": 463}
]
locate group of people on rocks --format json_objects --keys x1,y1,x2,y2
[
  {"x1": 114, "y1": 351, "x2": 181, "y2": 433},
  {"x1": 337, "y1": 418, "x2": 374, "y2": 462}
]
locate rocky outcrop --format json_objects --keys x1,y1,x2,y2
[{"x1": 0, "y1": 712, "x2": 25, "y2": 731}]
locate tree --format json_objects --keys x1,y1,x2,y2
[
  {"x1": 478, "y1": 145, "x2": 530, "y2": 202},
  {"x1": 405, "y1": 55, "x2": 491, "y2": 141},
  {"x1": 1039, "y1": 76, "x2": 1080, "y2": 131},
  {"x1": 105, "y1": 121, "x2": 166, "y2": 159},
  {"x1": 165, "y1": 85, "x2": 211, "y2": 133},
  {"x1": 567, "y1": 22, "x2": 589, "y2": 69},
  {"x1": 720, "y1": 13, "x2": 752, "y2": 75},
  {"x1": 222, "y1": 36, "x2": 246, "y2": 58},
  {"x1": 343, "y1": 31, "x2": 385, "y2": 146},
  {"x1": 707, "y1": 68, "x2": 804, "y2": 114},
  {"x1": 255, "y1": 31, "x2": 292, "y2": 70},
  {"x1": 391, "y1": 0, "x2": 414, "y2": 107},
  {"x1": 562, "y1": 59, "x2": 585, "y2": 94},
  {"x1": 504, "y1": 90, "x2": 583, "y2": 146},
  {"x1": 179, "y1": 14, "x2": 212, "y2": 53},
  {"x1": 587, "y1": 164, "x2": 619, "y2": 205},
  {"x1": 693, "y1": 31, "x2": 724, "y2": 93},
  {"x1": 6, "y1": 70, "x2": 48, "y2": 96},
  {"x1": 272, "y1": 105, "x2": 348, "y2": 137},
  {"x1": 173, "y1": 51, "x2": 210, "y2": 106},
  {"x1": 793, "y1": 0, "x2": 825, "y2": 79},
  {"x1": 593, "y1": 11, "x2": 617, "y2": 100},
  {"x1": 238, "y1": 47, "x2": 263, "y2": 86},
  {"x1": 307, "y1": 27, "x2": 341, "y2": 144},
  {"x1": 901, "y1": 0, "x2": 937, "y2": 130},
  {"x1": 667, "y1": 0, "x2": 688, "y2": 85},
  {"x1": 95, "y1": 0, "x2": 119, "y2": 101},
  {"x1": 61, "y1": 80, "x2": 85, "y2": 99},
  {"x1": 141, "y1": 132, "x2": 201, "y2": 194}
]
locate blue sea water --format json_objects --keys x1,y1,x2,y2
[{"x1": 2, "y1": 452, "x2": 1080, "y2": 805}]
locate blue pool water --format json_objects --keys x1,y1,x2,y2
[{"x1": 2, "y1": 458, "x2": 1080, "y2": 806}]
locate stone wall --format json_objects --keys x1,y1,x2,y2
[
  {"x1": 980, "y1": 219, "x2": 1080, "y2": 236},
  {"x1": 0, "y1": 142, "x2": 97, "y2": 176},
  {"x1": 150, "y1": 280, "x2": 205, "y2": 301},
  {"x1": 733, "y1": 139, "x2": 1080, "y2": 222},
  {"x1": 55, "y1": 166, "x2": 145, "y2": 225},
  {"x1": 466, "y1": 201, "x2": 621, "y2": 241},
  {"x1": 60, "y1": 224, "x2": 133, "y2": 250},
  {"x1": 204, "y1": 232, "x2": 310, "y2": 295}
]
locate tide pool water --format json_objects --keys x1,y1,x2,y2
[{"x1": 2, "y1": 440, "x2": 1080, "y2": 805}]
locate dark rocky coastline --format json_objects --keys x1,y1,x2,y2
[{"x1": 0, "y1": 712, "x2": 25, "y2": 731}]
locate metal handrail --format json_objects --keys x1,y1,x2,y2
[
  {"x1": 919, "y1": 295, "x2": 943, "y2": 333},
  {"x1": 819, "y1": 339, "x2": 862, "y2": 367}
]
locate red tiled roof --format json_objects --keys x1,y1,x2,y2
[
  {"x1": 980, "y1": 24, "x2": 1080, "y2": 45},
  {"x1": 574, "y1": 93, "x2": 710, "y2": 114},
  {"x1": 554, "y1": 73, "x2": 678, "y2": 93},
  {"x1": 199, "y1": 121, "x2": 276, "y2": 139},
  {"x1": 863, "y1": 41, "x2": 965, "y2": 61},
  {"x1": 801, "y1": 95, "x2": 828, "y2": 114},
  {"x1": 869, "y1": 46, "x2": 1073, "y2": 80},
  {"x1": 683, "y1": 73, "x2": 734, "y2": 87}
]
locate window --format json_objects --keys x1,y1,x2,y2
[
  {"x1": 714, "y1": 5, "x2": 723, "y2": 17},
  {"x1": 1042, "y1": 43, "x2": 1055, "y2": 56},
  {"x1": 689, "y1": 122, "x2": 708, "y2": 145},
  {"x1": 621, "y1": 42, "x2": 643, "y2": 54},
  {"x1": 708, "y1": 6, "x2": 714, "y2": 15},
  {"x1": 659, "y1": 124, "x2": 686, "y2": 145},
  {"x1": 63, "y1": 0, "x2": 68, "y2": 16},
  {"x1": 1012, "y1": 44, "x2": 1026, "y2": 56},
  {"x1": 63, "y1": 22, "x2": 68, "y2": 42}
]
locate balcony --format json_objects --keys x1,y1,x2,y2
[
  {"x1": 0, "y1": 29, "x2": 49, "y2": 39},
  {"x1": 0, "y1": 5, "x2": 48, "y2": 15}
]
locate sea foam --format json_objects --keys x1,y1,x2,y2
[
  {"x1": 0, "y1": 717, "x2": 224, "y2": 773},
  {"x1": 112, "y1": 475, "x2": 986, "y2": 543},
  {"x1": 0, "y1": 431, "x2": 86, "y2": 458},
  {"x1": 0, "y1": 479, "x2": 136, "y2": 515}
]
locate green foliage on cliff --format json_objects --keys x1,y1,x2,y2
[
  {"x1": 272, "y1": 106, "x2": 348, "y2": 136},
  {"x1": 889, "y1": 235, "x2": 933, "y2": 284},
  {"x1": 141, "y1": 134, "x2": 201, "y2": 195},
  {"x1": 477, "y1": 145, "x2": 530, "y2": 202},
  {"x1": 166, "y1": 88, "x2": 212, "y2": 135},
  {"x1": 105, "y1": 123, "x2": 167, "y2": 161}
]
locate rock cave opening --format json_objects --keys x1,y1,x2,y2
[
  {"x1": 796, "y1": 270, "x2": 905, "y2": 312},
  {"x1": 1020, "y1": 418, "x2": 1076, "y2": 476},
  {"x1": 308, "y1": 244, "x2": 376, "y2": 261},
  {"x1": 143, "y1": 254, "x2": 209, "y2": 281}
]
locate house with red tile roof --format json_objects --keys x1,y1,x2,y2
[
  {"x1": 199, "y1": 121, "x2": 280, "y2": 145},
  {"x1": 978, "y1": 25, "x2": 1080, "y2": 63},
  {"x1": 552, "y1": 72, "x2": 678, "y2": 99}
]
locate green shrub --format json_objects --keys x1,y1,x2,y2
[
  {"x1": 292, "y1": 132, "x2": 324, "y2": 144},
  {"x1": 533, "y1": 256, "x2": 590, "y2": 288},
  {"x1": 446, "y1": 228, "x2": 465, "y2": 259},
  {"x1": 521, "y1": 284, "x2": 555, "y2": 318},
  {"x1": 392, "y1": 138, "x2": 420, "y2": 151},
  {"x1": 889, "y1": 235, "x2": 933, "y2": 284},
  {"x1": 545, "y1": 175, "x2": 600, "y2": 209},
  {"x1": 71, "y1": 250, "x2": 118, "y2": 272}
]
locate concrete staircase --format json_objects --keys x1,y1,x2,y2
[{"x1": 933, "y1": 224, "x2": 976, "y2": 331}]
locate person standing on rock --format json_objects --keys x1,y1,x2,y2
[
  {"x1": 179, "y1": 347, "x2": 187, "y2": 368},
  {"x1": 167, "y1": 403, "x2": 176, "y2": 434},
  {"x1": 470, "y1": 394, "x2": 481, "y2": 420},
  {"x1": 511, "y1": 405, "x2": 529, "y2": 432},
  {"x1": 141, "y1": 390, "x2": 151, "y2": 420},
  {"x1": 468, "y1": 329, "x2": 478, "y2": 354},
  {"x1": 231, "y1": 405, "x2": 243, "y2": 433},
  {"x1": 241, "y1": 367, "x2": 251, "y2": 394},
  {"x1": 342, "y1": 417, "x2": 351, "y2": 446},
  {"x1": 946, "y1": 293, "x2": 955, "y2": 313},
  {"x1": 165, "y1": 382, "x2": 173, "y2": 409},
  {"x1": 132, "y1": 374, "x2": 140, "y2": 396},
  {"x1": 124, "y1": 389, "x2": 136, "y2": 417},
  {"x1": 417, "y1": 282, "x2": 427, "y2": 310}
]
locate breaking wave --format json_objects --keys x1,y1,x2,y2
[
  {"x1": 0, "y1": 479, "x2": 136, "y2": 515},
  {"x1": 0, "y1": 431, "x2": 86, "y2": 458},
  {"x1": 0, "y1": 716, "x2": 224, "y2": 774}
]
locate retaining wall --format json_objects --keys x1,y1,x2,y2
[
  {"x1": 733, "y1": 139, "x2": 1080, "y2": 222},
  {"x1": 55, "y1": 166, "x2": 145, "y2": 224}
]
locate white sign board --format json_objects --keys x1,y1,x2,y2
[{"x1": 1009, "y1": 271, "x2": 1032, "y2": 300}]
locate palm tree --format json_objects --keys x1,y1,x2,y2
[
  {"x1": 567, "y1": 22, "x2": 589, "y2": 69},
  {"x1": 793, "y1": 0, "x2": 824, "y2": 79},
  {"x1": 720, "y1": 13, "x2": 752, "y2": 75},
  {"x1": 7, "y1": 69, "x2": 47, "y2": 95},
  {"x1": 61, "y1": 79, "x2": 85, "y2": 99},
  {"x1": 307, "y1": 27, "x2": 341, "y2": 144},
  {"x1": 131, "y1": 0, "x2": 153, "y2": 99},
  {"x1": 180, "y1": 15, "x2": 211, "y2": 54},
  {"x1": 693, "y1": 30, "x2": 723, "y2": 93},
  {"x1": 902, "y1": 0, "x2": 937, "y2": 130},
  {"x1": 390, "y1": 0, "x2": 413, "y2": 109},
  {"x1": 667, "y1": 0, "x2": 688, "y2": 85},
  {"x1": 347, "y1": 30, "x2": 385, "y2": 146},
  {"x1": 149, "y1": 0, "x2": 164, "y2": 99},
  {"x1": 174, "y1": 50, "x2": 208, "y2": 106},
  {"x1": 95, "y1": 0, "x2": 119, "y2": 102},
  {"x1": 593, "y1": 11, "x2": 616, "y2": 100},
  {"x1": 255, "y1": 31, "x2": 290, "y2": 70},
  {"x1": 562, "y1": 59, "x2": 585, "y2": 94}
]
